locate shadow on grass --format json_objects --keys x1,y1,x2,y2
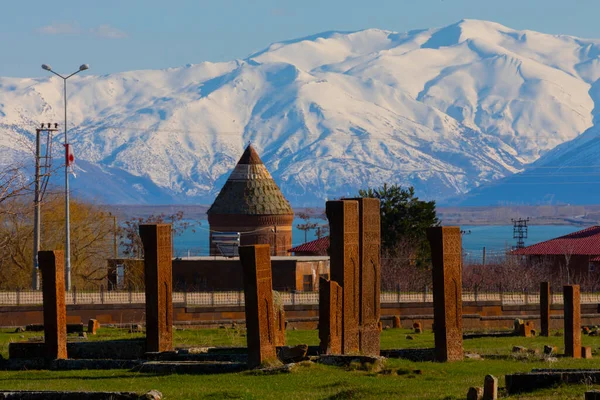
[
  {"x1": 202, "y1": 392, "x2": 253, "y2": 399},
  {"x1": 0, "y1": 374, "x2": 135, "y2": 382},
  {"x1": 326, "y1": 388, "x2": 380, "y2": 399},
  {"x1": 134, "y1": 371, "x2": 247, "y2": 376},
  {"x1": 317, "y1": 380, "x2": 348, "y2": 389}
]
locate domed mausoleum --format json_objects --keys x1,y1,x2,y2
[{"x1": 207, "y1": 144, "x2": 294, "y2": 256}]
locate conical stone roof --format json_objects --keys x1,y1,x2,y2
[{"x1": 207, "y1": 145, "x2": 294, "y2": 216}]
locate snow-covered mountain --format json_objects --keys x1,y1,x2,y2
[
  {"x1": 454, "y1": 122, "x2": 600, "y2": 206},
  {"x1": 2, "y1": 19, "x2": 600, "y2": 205}
]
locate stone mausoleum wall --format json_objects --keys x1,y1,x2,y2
[{"x1": 1, "y1": 301, "x2": 600, "y2": 330}]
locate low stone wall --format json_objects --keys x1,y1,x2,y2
[
  {"x1": 9, "y1": 339, "x2": 146, "y2": 360},
  {"x1": 1, "y1": 301, "x2": 600, "y2": 330},
  {"x1": 0, "y1": 390, "x2": 161, "y2": 399},
  {"x1": 506, "y1": 369, "x2": 600, "y2": 394}
]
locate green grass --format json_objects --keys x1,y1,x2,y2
[{"x1": 0, "y1": 327, "x2": 600, "y2": 399}]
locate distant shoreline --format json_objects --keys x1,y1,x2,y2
[{"x1": 104, "y1": 204, "x2": 600, "y2": 227}]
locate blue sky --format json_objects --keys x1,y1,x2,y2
[{"x1": 2, "y1": 0, "x2": 599, "y2": 77}]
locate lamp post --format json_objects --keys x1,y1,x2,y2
[{"x1": 41, "y1": 63, "x2": 89, "y2": 291}]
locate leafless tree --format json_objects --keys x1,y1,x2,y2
[
  {"x1": 560, "y1": 243, "x2": 576, "y2": 285},
  {"x1": 0, "y1": 194, "x2": 115, "y2": 289},
  {"x1": 380, "y1": 238, "x2": 431, "y2": 292}
]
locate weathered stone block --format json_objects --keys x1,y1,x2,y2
[
  {"x1": 483, "y1": 374, "x2": 498, "y2": 400},
  {"x1": 350, "y1": 197, "x2": 381, "y2": 356},
  {"x1": 517, "y1": 321, "x2": 534, "y2": 337},
  {"x1": 540, "y1": 282, "x2": 550, "y2": 337},
  {"x1": 140, "y1": 224, "x2": 173, "y2": 353},
  {"x1": 427, "y1": 227, "x2": 463, "y2": 362},
  {"x1": 563, "y1": 285, "x2": 581, "y2": 358},
  {"x1": 587, "y1": 390, "x2": 600, "y2": 400},
  {"x1": 583, "y1": 346, "x2": 593, "y2": 359},
  {"x1": 467, "y1": 387, "x2": 483, "y2": 400},
  {"x1": 326, "y1": 200, "x2": 360, "y2": 354},
  {"x1": 87, "y1": 319, "x2": 99, "y2": 335},
  {"x1": 278, "y1": 344, "x2": 308, "y2": 363},
  {"x1": 413, "y1": 321, "x2": 423, "y2": 333},
  {"x1": 39, "y1": 250, "x2": 67, "y2": 360},
  {"x1": 318, "y1": 354, "x2": 385, "y2": 372},
  {"x1": 239, "y1": 244, "x2": 277, "y2": 368},
  {"x1": 319, "y1": 278, "x2": 342, "y2": 354}
]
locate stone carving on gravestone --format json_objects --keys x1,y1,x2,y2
[
  {"x1": 239, "y1": 244, "x2": 277, "y2": 368},
  {"x1": 39, "y1": 250, "x2": 67, "y2": 360},
  {"x1": 140, "y1": 224, "x2": 173, "y2": 353},
  {"x1": 273, "y1": 291, "x2": 286, "y2": 347},
  {"x1": 427, "y1": 226, "x2": 463, "y2": 362},
  {"x1": 349, "y1": 197, "x2": 381, "y2": 356},
  {"x1": 326, "y1": 200, "x2": 360, "y2": 354},
  {"x1": 319, "y1": 278, "x2": 343, "y2": 354},
  {"x1": 563, "y1": 284, "x2": 581, "y2": 358}
]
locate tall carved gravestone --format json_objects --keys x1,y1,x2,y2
[
  {"x1": 239, "y1": 244, "x2": 277, "y2": 368},
  {"x1": 319, "y1": 277, "x2": 343, "y2": 354},
  {"x1": 563, "y1": 284, "x2": 581, "y2": 358},
  {"x1": 140, "y1": 224, "x2": 173, "y2": 353},
  {"x1": 327, "y1": 200, "x2": 360, "y2": 354},
  {"x1": 540, "y1": 282, "x2": 550, "y2": 337},
  {"x1": 39, "y1": 250, "x2": 67, "y2": 360},
  {"x1": 427, "y1": 226, "x2": 463, "y2": 362},
  {"x1": 350, "y1": 197, "x2": 381, "y2": 356}
]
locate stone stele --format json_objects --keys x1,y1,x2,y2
[
  {"x1": 87, "y1": 319, "x2": 100, "y2": 335},
  {"x1": 427, "y1": 226, "x2": 464, "y2": 362},
  {"x1": 483, "y1": 374, "x2": 498, "y2": 400},
  {"x1": 140, "y1": 224, "x2": 174, "y2": 353},
  {"x1": 563, "y1": 284, "x2": 581, "y2": 358},
  {"x1": 319, "y1": 277, "x2": 343, "y2": 354},
  {"x1": 350, "y1": 197, "x2": 381, "y2": 356},
  {"x1": 540, "y1": 281, "x2": 550, "y2": 337},
  {"x1": 326, "y1": 200, "x2": 360, "y2": 354},
  {"x1": 39, "y1": 250, "x2": 67, "y2": 360},
  {"x1": 239, "y1": 244, "x2": 277, "y2": 368}
]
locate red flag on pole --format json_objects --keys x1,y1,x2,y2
[{"x1": 64, "y1": 144, "x2": 74, "y2": 166}]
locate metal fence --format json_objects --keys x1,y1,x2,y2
[{"x1": 2, "y1": 289, "x2": 600, "y2": 307}]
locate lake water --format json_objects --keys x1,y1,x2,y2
[
  {"x1": 173, "y1": 218, "x2": 325, "y2": 257},
  {"x1": 460, "y1": 224, "x2": 582, "y2": 262},
  {"x1": 173, "y1": 220, "x2": 584, "y2": 258}
]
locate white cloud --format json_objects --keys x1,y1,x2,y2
[
  {"x1": 90, "y1": 24, "x2": 128, "y2": 39},
  {"x1": 37, "y1": 23, "x2": 81, "y2": 35}
]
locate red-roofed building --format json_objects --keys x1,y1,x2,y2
[
  {"x1": 512, "y1": 226, "x2": 600, "y2": 278},
  {"x1": 288, "y1": 236, "x2": 330, "y2": 256}
]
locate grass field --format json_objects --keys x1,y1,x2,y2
[{"x1": 0, "y1": 327, "x2": 599, "y2": 399}]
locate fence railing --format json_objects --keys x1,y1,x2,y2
[{"x1": 2, "y1": 289, "x2": 600, "y2": 307}]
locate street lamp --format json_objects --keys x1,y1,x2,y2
[{"x1": 41, "y1": 63, "x2": 89, "y2": 291}]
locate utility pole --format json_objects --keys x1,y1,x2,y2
[
  {"x1": 512, "y1": 218, "x2": 530, "y2": 249},
  {"x1": 482, "y1": 246, "x2": 486, "y2": 267},
  {"x1": 41, "y1": 63, "x2": 90, "y2": 291},
  {"x1": 110, "y1": 213, "x2": 118, "y2": 258},
  {"x1": 32, "y1": 123, "x2": 58, "y2": 290}
]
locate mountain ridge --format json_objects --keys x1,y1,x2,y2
[{"x1": 1, "y1": 19, "x2": 600, "y2": 205}]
